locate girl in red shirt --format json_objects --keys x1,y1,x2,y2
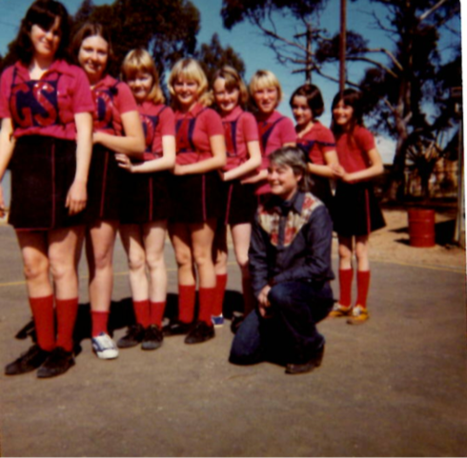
[
  {"x1": 73, "y1": 23, "x2": 145, "y2": 359},
  {"x1": 243, "y1": 70, "x2": 296, "y2": 196},
  {"x1": 290, "y1": 84, "x2": 340, "y2": 208},
  {"x1": 0, "y1": 0, "x2": 94, "y2": 378},
  {"x1": 211, "y1": 66, "x2": 262, "y2": 326},
  {"x1": 165, "y1": 58, "x2": 226, "y2": 344},
  {"x1": 115, "y1": 48, "x2": 176, "y2": 351},
  {"x1": 329, "y1": 89, "x2": 385, "y2": 324}
]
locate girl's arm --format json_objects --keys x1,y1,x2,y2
[
  {"x1": 173, "y1": 134, "x2": 226, "y2": 175},
  {"x1": 0, "y1": 118, "x2": 15, "y2": 218},
  {"x1": 93, "y1": 110, "x2": 145, "y2": 157},
  {"x1": 66, "y1": 112, "x2": 93, "y2": 215},
  {"x1": 342, "y1": 147, "x2": 384, "y2": 183},
  {"x1": 307, "y1": 149, "x2": 341, "y2": 178},
  {"x1": 116, "y1": 135, "x2": 176, "y2": 173},
  {"x1": 240, "y1": 168, "x2": 268, "y2": 184},
  {"x1": 222, "y1": 140, "x2": 262, "y2": 181}
]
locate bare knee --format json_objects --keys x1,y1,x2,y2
[
  {"x1": 23, "y1": 257, "x2": 49, "y2": 282},
  {"x1": 128, "y1": 252, "x2": 146, "y2": 274}
]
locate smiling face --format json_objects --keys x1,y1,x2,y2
[
  {"x1": 267, "y1": 162, "x2": 301, "y2": 201},
  {"x1": 30, "y1": 16, "x2": 61, "y2": 61},
  {"x1": 213, "y1": 77, "x2": 240, "y2": 115},
  {"x1": 78, "y1": 35, "x2": 109, "y2": 84},
  {"x1": 291, "y1": 95, "x2": 313, "y2": 127},
  {"x1": 173, "y1": 77, "x2": 199, "y2": 111},
  {"x1": 127, "y1": 70, "x2": 153, "y2": 103},
  {"x1": 332, "y1": 99, "x2": 354, "y2": 129},
  {"x1": 253, "y1": 85, "x2": 279, "y2": 115}
]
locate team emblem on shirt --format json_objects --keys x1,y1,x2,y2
[
  {"x1": 93, "y1": 87, "x2": 116, "y2": 130},
  {"x1": 10, "y1": 80, "x2": 59, "y2": 128},
  {"x1": 140, "y1": 114, "x2": 159, "y2": 152}
]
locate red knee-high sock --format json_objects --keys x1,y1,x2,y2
[
  {"x1": 198, "y1": 287, "x2": 216, "y2": 325},
  {"x1": 339, "y1": 269, "x2": 353, "y2": 307},
  {"x1": 133, "y1": 300, "x2": 150, "y2": 328},
  {"x1": 56, "y1": 298, "x2": 79, "y2": 352},
  {"x1": 212, "y1": 274, "x2": 227, "y2": 316},
  {"x1": 91, "y1": 311, "x2": 109, "y2": 338},
  {"x1": 29, "y1": 295, "x2": 56, "y2": 352},
  {"x1": 150, "y1": 301, "x2": 166, "y2": 327},
  {"x1": 356, "y1": 270, "x2": 371, "y2": 308},
  {"x1": 178, "y1": 284, "x2": 196, "y2": 324}
]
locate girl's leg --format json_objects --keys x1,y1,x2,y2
[
  {"x1": 16, "y1": 231, "x2": 54, "y2": 351},
  {"x1": 231, "y1": 222, "x2": 256, "y2": 316},
  {"x1": 212, "y1": 222, "x2": 228, "y2": 323},
  {"x1": 117, "y1": 224, "x2": 149, "y2": 349},
  {"x1": 185, "y1": 219, "x2": 217, "y2": 344},
  {"x1": 86, "y1": 220, "x2": 119, "y2": 359},
  {"x1": 48, "y1": 226, "x2": 84, "y2": 353},
  {"x1": 143, "y1": 220, "x2": 168, "y2": 327},
  {"x1": 347, "y1": 235, "x2": 371, "y2": 324},
  {"x1": 120, "y1": 224, "x2": 150, "y2": 328},
  {"x1": 168, "y1": 222, "x2": 196, "y2": 327},
  {"x1": 140, "y1": 220, "x2": 167, "y2": 350},
  {"x1": 329, "y1": 235, "x2": 354, "y2": 317}
]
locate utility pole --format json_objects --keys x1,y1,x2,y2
[{"x1": 339, "y1": 0, "x2": 347, "y2": 95}]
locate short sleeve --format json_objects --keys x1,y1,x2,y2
[
  {"x1": 279, "y1": 116, "x2": 296, "y2": 144},
  {"x1": 241, "y1": 112, "x2": 259, "y2": 142},
  {"x1": 159, "y1": 106, "x2": 175, "y2": 137},
  {"x1": 318, "y1": 126, "x2": 336, "y2": 154},
  {"x1": 115, "y1": 82, "x2": 138, "y2": 115},
  {"x1": 0, "y1": 67, "x2": 13, "y2": 119},
  {"x1": 71, "y1": 67, "x2": 94, "y2": 114},
  {"x1": 355, "y1": 127, "x2": 375, "y2": 152},
  {"x1": 202, "y1": 108, "x2": 224, "y2": 137}
]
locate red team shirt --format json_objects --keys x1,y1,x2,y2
[
  {"x1": 137, "y1": 102, "x2": 175, "y2": 160},
  {"x1": 174, "y1": 102, "x2": 224, "y2": 165},
  {"x1": 91, "y1": 75, "x2": 137, "y2": 136},
  {"x1": 296, "y1": 121, "x2": 336, "y2": 165},
  {"x1": 221, "y1": 106, "x2": 259, "y2": 171},
  {"x1": 255, "y1": 110, "x2": 296, "y2": 194},
  {"x1": 0, "y1": 60, "x2": 94, "y2": 140},
  {"x1": 335, "y1": 125, "x2": 375, "y2": 173}
]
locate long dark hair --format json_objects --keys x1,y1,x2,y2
[
  {"x1": 289, "y1": 84, "x2": 324, "y2": 119},
  {"x1": 331, "y1": 88, "x2": 364, "y2": 139},
  {"x1": 269, "y1": 146, "x2": 313, "y2": 193},
  {"x1": 12, "y1": 0, "x2": 70, "y2": 64}
]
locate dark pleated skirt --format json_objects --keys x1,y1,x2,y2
[
  {"x1": 219, "y1": 180, "x2": 257, "y2": 226},
  {"x1": 119, "y1": 169, "x2": 171, "y2": 224},
  {"x1": 84, "y1": 144, "x2": 120, "y2": 224},
  {"x1": 168, "y1": 171, "x2": 222, "y2": 224},
  {"x1": 332, "y1": 181, "x2": 385, "y2": 237},
  {"x1": 9, "y1": 135, "x2": 84, "y2": 230}
]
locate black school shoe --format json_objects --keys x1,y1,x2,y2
[
  {"x1": 4, "y1": 344, "x2": 50, "y2": 376},
  {"x1": 163, "y1": 319, "x2": 192, "y2": 336},
  {"x1": 184, "y1": 321, "x2": 215, "y2": 344},
  {"x1": 37, "y1": 347, "x2": 75, "y2": 378},
  {"x1": 285, "y1": 344, "x2": 325, "y2": 375},
  {"x1": 117, "y1": 323, "x2": 145, "y2": 349},
  {"x1": 141, "y1": 324, "x2": 163, "y2": 351}
]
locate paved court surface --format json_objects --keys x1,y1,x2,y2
[{"x1": 0, "y1": 224, "x2": 466, "y2": 457}]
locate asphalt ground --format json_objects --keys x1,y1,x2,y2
[{"x1": 0, "y1": 224, "x2": 466, "y2": 457}]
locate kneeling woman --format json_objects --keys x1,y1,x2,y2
[{"x1": 229, "y1": 146, "x2": 335, "y2": 374}]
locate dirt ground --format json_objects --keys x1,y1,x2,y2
[{"x1": 344, "y1": 209, "x2": 466, "y2": 270}]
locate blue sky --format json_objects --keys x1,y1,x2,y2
[{"x1": 0, "y1": 0, "x2": 461, "y2": 163}]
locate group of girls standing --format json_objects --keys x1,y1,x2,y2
[{"x1": 1, "y1": 0, "x2": 385, "y2": 379}]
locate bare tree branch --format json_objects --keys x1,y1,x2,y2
[
  {"x1": 366, "y1": 48, "x2": 403, "y2": 70},
  {"x1": 347, "y1": 56, "x2": 399, "y2": 78},
  {"x1": 419, "y1": 0, "x2": 449, "y2": 22}
]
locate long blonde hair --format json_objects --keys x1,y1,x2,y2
[
  {"x1": 168, "y1": 58, "x2": 213, "y2": 108},
  {"x1": 121, "y1": 48, "x2": 165, "y2": 104},
  {"x1": 249, "y1": 69, "x2": 283, "y2": 109}
]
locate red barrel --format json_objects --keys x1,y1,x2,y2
[{"x1": 408, "y1": 209, "x2": 435, "y2": 247}]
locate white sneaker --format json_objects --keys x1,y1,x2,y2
[{"x1": 91, "y1": 333, "x2": 119, "y2": 360}]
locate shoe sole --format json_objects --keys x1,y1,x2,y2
[
  {"x1": 37, "y1": 360, "x2": 75, "y2": 378},
  {"x1": 94, "y1": 350, "x2": 119, "y2": 360}
]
